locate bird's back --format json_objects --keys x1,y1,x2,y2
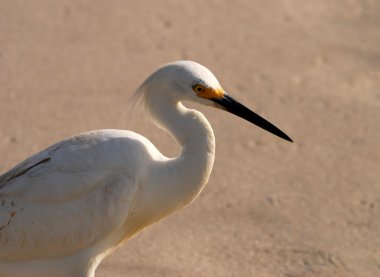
[{"x1": 0, "y1": 129, "x2": 161, "y2": 264}]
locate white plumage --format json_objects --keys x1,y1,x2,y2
[{"x1": 0, "y1": 61, "x2": 291, "y2": 276}]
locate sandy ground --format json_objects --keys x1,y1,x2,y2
[{"x1": 1, "y1": 0, "x2": 380, "y2": 276}]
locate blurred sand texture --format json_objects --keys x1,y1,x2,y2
[{"x1": 1, "y1": 0, "x2": 380, "y2": 276}]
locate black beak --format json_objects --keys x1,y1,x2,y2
[{"x1": 212, "y1": 94, "x2": 293, "y2": 142}]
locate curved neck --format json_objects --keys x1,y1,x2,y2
[{"x1": 144, "y1": 91, "x2": 215, "y2": 214}]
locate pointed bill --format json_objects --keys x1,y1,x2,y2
[{"x1": 211, "y1": 94, "x2": 293, "y2": 143}]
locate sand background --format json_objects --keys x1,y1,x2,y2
[{"x1": 1, "y1": 1, "x2": 380, "y2": 276}]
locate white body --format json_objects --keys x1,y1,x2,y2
[{"x1": 0, "y1": 61, "x2": 217, "y2": 276}]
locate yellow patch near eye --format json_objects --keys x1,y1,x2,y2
[{"x1": 197, "y1": 87, "x2": 224, "y2": 99}]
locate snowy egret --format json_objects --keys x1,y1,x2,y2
[{"x1": 0, "y1": 61, "x2": 292, "y2": 276}]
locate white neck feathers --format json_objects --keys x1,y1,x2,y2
[{"x1": 142, "y1": 89, "x2": 216, "y2": 217}]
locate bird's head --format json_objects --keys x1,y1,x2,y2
[{"x1": 138, "y1": 61, "x2": 292, "y2": 142}]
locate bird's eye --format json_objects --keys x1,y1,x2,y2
[{"x1": 193, "y1": 85, "x2": 205, "y2": 93}]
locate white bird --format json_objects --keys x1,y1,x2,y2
[{"x1": 0, "y1": 61, "x2": 292, "y2": 277}]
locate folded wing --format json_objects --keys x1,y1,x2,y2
[{"x1": 0, "y1": 130, "x2": 142, "y2": 261}]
